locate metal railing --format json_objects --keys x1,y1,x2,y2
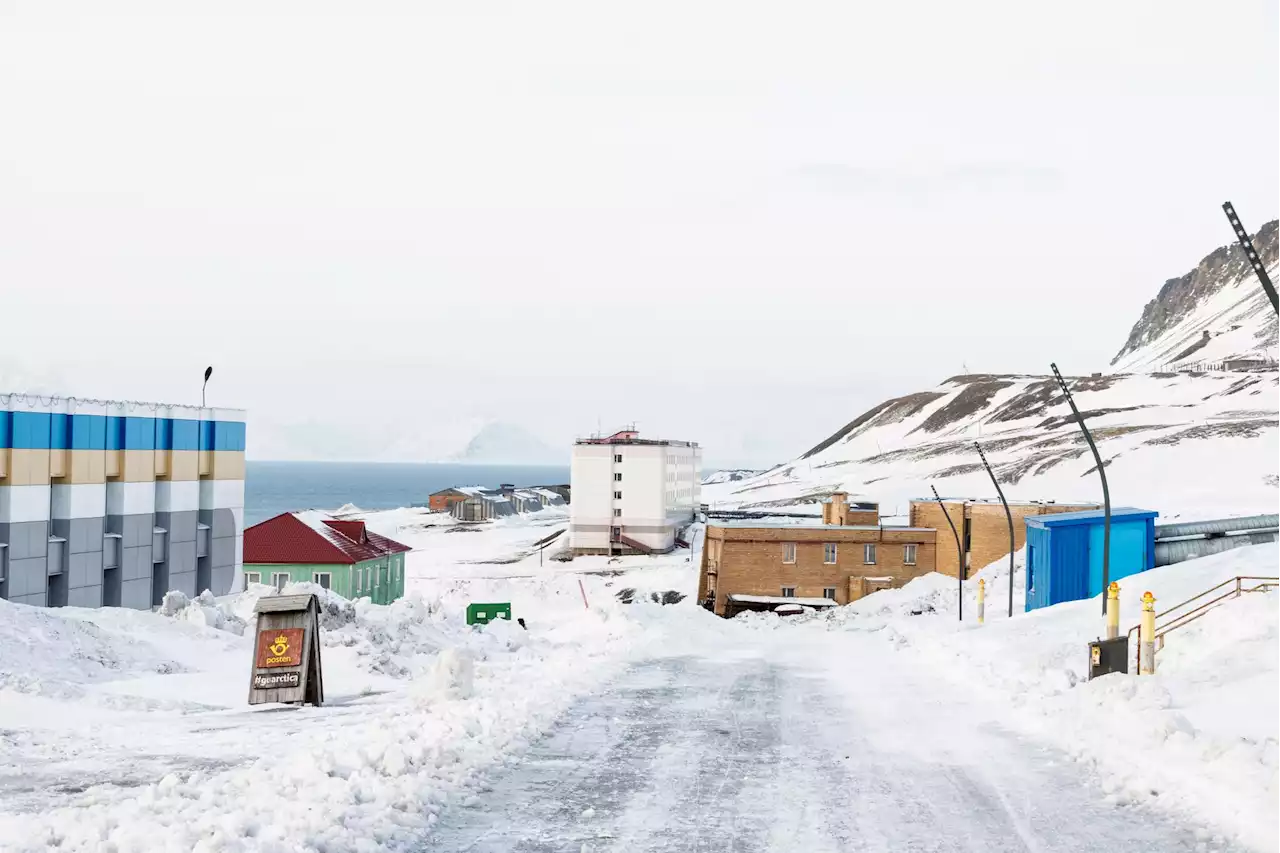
[{"x1": 1126, "y1": 575, "x2": 1279, "y2": 672}]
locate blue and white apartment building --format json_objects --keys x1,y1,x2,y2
[{"x1": 0, "y1": 393, "x2": 246, "y2": 609}]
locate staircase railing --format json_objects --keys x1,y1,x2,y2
[{"x1": 1125, "y1": 575, "x2": 1278, "y2": 672}]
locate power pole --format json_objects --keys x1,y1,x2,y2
[
  {"x1": 931, "y1": 485, "x2": 964, "y2": 622},
  {"x1": 975, "y1": 442, "x2": 1015, "y2": 618},
  {"x1": 1050, "y1": 363, "x2": 1110, "y2": 616},
  {"x1": 1222, "y1": 202, "x2": 1278, "y2": 313}
]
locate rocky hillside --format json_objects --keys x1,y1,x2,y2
[
  {"x1": 1111, "y1": 220, "x2": 1278, "y2": 371},
  {"x1": 701, "y1": 371, "x2": 1278, "y2": 521}
]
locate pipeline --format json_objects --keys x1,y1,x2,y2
[
  {"x1": 1155, "y1": 530, "x2": 1279, "y2": 566},
  {"x1": 1155, "y1": 514, "x2": 1278, "y2": 540}
]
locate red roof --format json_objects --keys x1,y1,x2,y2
[{"x1": 244, "y1": 513, "x2": 412, "y2": 565}]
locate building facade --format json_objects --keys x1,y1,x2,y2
[
  {"x1": 0, "y1": 393, "x2": 246, "y2": 609},
  {"x1": 698, "y1": 521, "x2": 937, "y2": 617},
  {"x1": 570, "y1": 430, "x2": 701, "y2": 554},
  {"x1": 243, "y1": 512, "x2": 410, "y2": 605},
  {"x1": 909, "y1": 498, "x2": 1099, "y2": 579}
]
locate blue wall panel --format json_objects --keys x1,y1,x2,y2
[
  {"x1": 213, "y1": 421, "x2": 246, "y2": 452},
  {"x1": 50, "y1": 414, "x2": 69, "y2": 450},
  {"x1": 199, "y1": 420, "x2": 215, "y2": 451},
  {"x1": 0, "y1": 411, "x2": 10, "y2": 449},
  {"x1": 1087, "y1": 521, "x2": 1151, "y2": 594},
  {"x1": 172, "y1": 419, "x2": 199, "y2": 451},
  {"x1": 71, "y1": 415, "x2": 107, "y2": 450},
  {"x1": 155, "y1": 418, "x2": 173, "y2": 451},
  {"x1": 106, "y1": 417, "x2": 125, "y2": 451},
  {"x1": 11, "y1": 412, "x2": 52, "y2": 449},
  {"x1": 123, "y1": 417, "x2": 156, "y2": 451}
]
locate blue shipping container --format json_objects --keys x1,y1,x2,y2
[{"x1": 1025, "y1": 507, "x2": 1158, "y2": 612}]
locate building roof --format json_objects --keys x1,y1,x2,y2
[
  {"x1": 913, "y1": 496, "x2": 1096, "y2": 508},
  {"x1": 1026, "y1": 507, "x2": 1159, "y2": 528},
  {"x1": 574, "y1": 429, "x2": 697, "y2": 448},
  {"x1": 728, "y1": 594, "x2": 838, "y2": 607},
  {"x1": 245, "y1": 512, "x2": 411, "y2": 565},
  {"x1": 713, "y1": 521, "x2": 934, "y2": 532}
]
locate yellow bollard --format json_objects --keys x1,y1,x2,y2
[
  {"x1": 1106, "y1": 581, "x2": 1121, "y2": 640},
  {"x1": 1139, "y1": 591, "x2": 1156, "y2": 674},
  {"x1": 977, "y1": 579, "x2": 986, "y2": 625}
]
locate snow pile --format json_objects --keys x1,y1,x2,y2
[
  {"x1": 158, "y1": 589, "x2": 248, "y2": 636},
  {"x1": 799, "y1": 544, "x2": 1280, "y2": 851}
]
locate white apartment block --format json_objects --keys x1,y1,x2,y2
[{"x1": 570, "y1": 430, "x2": 701, "y2": 555}]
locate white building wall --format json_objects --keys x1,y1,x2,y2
[{"x1": 571, "y1": 438, "x2": 699, "y2": 553}]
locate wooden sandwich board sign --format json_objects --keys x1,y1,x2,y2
[{"x1": 248, "y1": 593, "x2": 324, "y2": 706}]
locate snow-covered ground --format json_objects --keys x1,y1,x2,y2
[{"x1": 0, "y1": 504, "x2": 1275, "y2": 851}]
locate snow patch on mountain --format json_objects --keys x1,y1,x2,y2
[{"x1": 444, "y1": 420, "x2": 562, "y2": 465}]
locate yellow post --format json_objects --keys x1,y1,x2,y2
[
  {"x1": 977, "y1": 579, "x2": 986, "y2": 625},
  {"x1": 1139, "y1": 591, "x2": 1156, "y2": 674},
  {"x1": 1105, "y1": 581, "x2": 1120, "y2": 640}
]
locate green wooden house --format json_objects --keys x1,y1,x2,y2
[{"x1": 243, "y1": 512, "x2": 410, "y2": 604}]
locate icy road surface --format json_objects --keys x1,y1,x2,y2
[{"x1": 426, "y1": 631, "x2": 1238, "y2": 853}]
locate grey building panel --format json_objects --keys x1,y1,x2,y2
[
  {"x1": 106, "y1": 514, "x2": 124, "y2": 536},
  {"x1": 211, "y1": 536, "x2": 235, "y2": 570},
  {"x1": 170, "y1": 511, "x2": 198, "y2": 543},
  {"x1": 210, "y1": 508, "x2": 237, "y2": 540},
  {"x1": 67, "y1": 585, "x2": 103, "y2": 608},
  {"x1": 11, "y1": 592, "x2": 46, "y2": 607},
  {"x1": 168, "y1": 570, "x2": 197, "y2": 598},
  {"x1": 211, "y1": 564, "x2": 236, "y2": 596},
  {"x1": 0, "y1": 521, "x2": 8, "y2": 548},
  {"x1": 6, "y1": 522, "x2": 44, "y2": 560},
  {"x1": 81, "y1": 551, "x2": 103, "y2": 589},
  {"x1": 69, "y1": 551, "x2": 87, "y2": 589},
  {"x1": 68, "y1": 517, "x2": 104, "y2": 554},
  {"x1": 120, "y1": 578, "x2": 151, "y2": 610},
  {"x1": 10, "y1": 557, "x2": 47, "y2": 599},
  {"x1": 122, "y1": 545, "x2": 150, "y2": 582},
  {"x1": 51, "y1": 518, "x2": 71, "y2": 548}
]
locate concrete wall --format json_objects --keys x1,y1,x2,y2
[
  {"x1": 571, "y1": 439, "x2": 701, "y2": 554},
  {"x1": 697, "y1": 525, "x2": 937, "y2": 615},
  {"x1": 0, "y1": 394, "x2": 246, "y2": 609},
  {"x1": 909, "y1": 499, "x2": 1099, "y2": 579}
]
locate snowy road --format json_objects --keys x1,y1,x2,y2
[{"x1": 426, "y1": 630, "x2": 1238, "y2": 852}]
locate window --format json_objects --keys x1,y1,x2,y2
[
  {"x1": 613, "y1": 508, "x2": 622, "y2": 517},
  {"x1": 103, "y1": 534, "x2": 121, "y2": 569},
  {"x1": 614, "y1": 491, "x2": 622, "y2": 500},
  {"x1": 271, "y1": 572, "x2": 289, "y2": 592},
  {"x1": 244, "y1": 571, "x2": 261, "y2": 586},
  {"x1": 47, "y1": 537, "x2": 66, "y2": 575},
  {"x1": 611, "y1": 526, "x2": 621, "y2": 540},
  {"x1": 152, "y1": 529, "x2": 167, "y2": 563},
  {"x1": 312, "y1": 572, "x2": 332, "y2": 590},
  {"x1": 374, "y1": 566, "x2": 380, "y2": 588},
  {"x1": 613, "y1": 472, "x2": 622, "y2": 482},
  {"x1": 781, "y1": 586, "x2": 796, "y2": 598},
  {"x1": 782, "y1": 542, "x2": 796, "y2": 564},
  {"x1": 823, "y1": 587, "x2": 837, "y2": 600},
  {"x1": 864, "y1": 544, "x2": 877, "y2": 565},
  {"x1": 823, "y1": 543, "x2": 837, "y2": 564},
  {"x1": 196, "y1": 524, "x2": 211, "y2": 559},
  {"x1": 904, "y1": 544, "x2": 917, "y2": 566},
  {"x1": 614, "y1": 454, "x2": 622, "y2": 463}
]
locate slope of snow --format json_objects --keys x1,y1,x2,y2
[
  {"x1": 703, "y1": 370, "x2": 1278, "y2": 520},
  {"x1": 443, "y1": 420, "x2": 563, "y2": 465},
  {"x1": 742, "y1": 543, "x2": 1280, "y2": 852}
]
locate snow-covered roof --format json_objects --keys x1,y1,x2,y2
[
  {"x1": 728, "y1": 594, "x2": 838, "y2": 607},
  {"x1": 715, "y1": 521, "x2": 933, "y2": 533}
]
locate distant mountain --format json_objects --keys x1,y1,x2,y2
[
  {"x1": 444, "y1": 421, "x2": 562, "y2": 465},
  {"x1": 702, "y1": 469, "x2": 762, "y2": 485},
  {"x1": 1111, "y1": 220, "x2": 1278, "y2": 371}
]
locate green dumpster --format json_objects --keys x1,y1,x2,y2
[{"x1": 466, "y1": 602, "x2": 512, "y2": 626}]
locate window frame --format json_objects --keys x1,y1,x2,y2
[
  {"x1": 613, "y1": 508, "x2": 622, "y2": 517},
  {"x1": 244, "y1": 571, "x2": 262, "y2": 586},
  {"x1": 312, "y1": 571, "x2": 332, "y2": 590},
  {"x1": 903, "y1": 543, "x2": 917, "y2": 566},
  {"x1": 781, "y1": 586, "x2": 796, "y2": 598},
  {"x1": 864, "y1": 543, "x2": 877, "y2": 565},
  {"x1": 823, "y1": 543, "x2": 837, "y2": 565},
  {"x1": 613, "y1": 454, "x2": 622, "y2": 463},
  {"x1": 782, "y1": 542, "x2": 796, "y2": 564},
  {"x1": 613, "y1": 472, "x2": 622, "y2": 482},
  {"x1": 823, "y1": 587, "x2": 837, "y2": 600},
  {"x1": 271, "y1": 572, "x2": 289, "y2": 592},
  {"x1": 614, "y1": 490, "x2": 622, "y2": 500}
]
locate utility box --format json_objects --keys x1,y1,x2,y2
[
  {"x1": 1088, "y1": 636, "x2": 1129, "y2": 680},
  {"x1": 467, "y1": 602, "x2": 512, "y2": 626},
  {"x1": 1025, "y1": 507, "x2": 1158, "y2": 612}
]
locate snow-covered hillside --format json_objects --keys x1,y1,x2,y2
[
  {"x1": 703, "y1": 370, "x2": 1278, "y2": 519},
  {"x1": 1112, "y1": 220, "x2": 1278, "y2": 372},
  {"x1": 443, "y1": 420, "x2": 562, "y2": 465}
]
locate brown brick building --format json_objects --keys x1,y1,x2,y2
[
  {"x1": 698, "y1": 521, "x2": 936, "y2": 617},
  {"x1": 908, "y1": 498, "x2": 1098, "y2": 579}
]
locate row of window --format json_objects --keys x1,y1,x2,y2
[
  {"x1": 781, "y1": 542, "x2": 917, "y2": 566},
  {"x1": 244, "y1": 562, "x2": 401, "y2": 595},
  {"x1": 780, "y1": 587, "x2": 838, "y2": 599}
]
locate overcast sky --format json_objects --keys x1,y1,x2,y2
[{"x1": 1, "y1": 0, "x2": 1276, "y2": 467}]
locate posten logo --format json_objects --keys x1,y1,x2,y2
[
  {"x1": 256, "y1": 628, "x2": 304, "y2": 668},
  {"x1": 267, "y1": 635, "x2": 291, "y2": 663}
]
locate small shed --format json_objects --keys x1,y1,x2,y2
[{"x1": 1025, "y1": 507, "x2": 1158, "y2": 612}]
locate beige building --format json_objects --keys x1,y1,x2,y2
[
  {"x1": 908, "y1": 498, "x2": 1098, "y2": 579},
  {"x1": 698, "y1": 519, "x2": 936, "y2": 618}
]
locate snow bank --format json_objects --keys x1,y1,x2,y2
[{"x1": 789, "y1": 544, "x2": 1280, "y2": 851}]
